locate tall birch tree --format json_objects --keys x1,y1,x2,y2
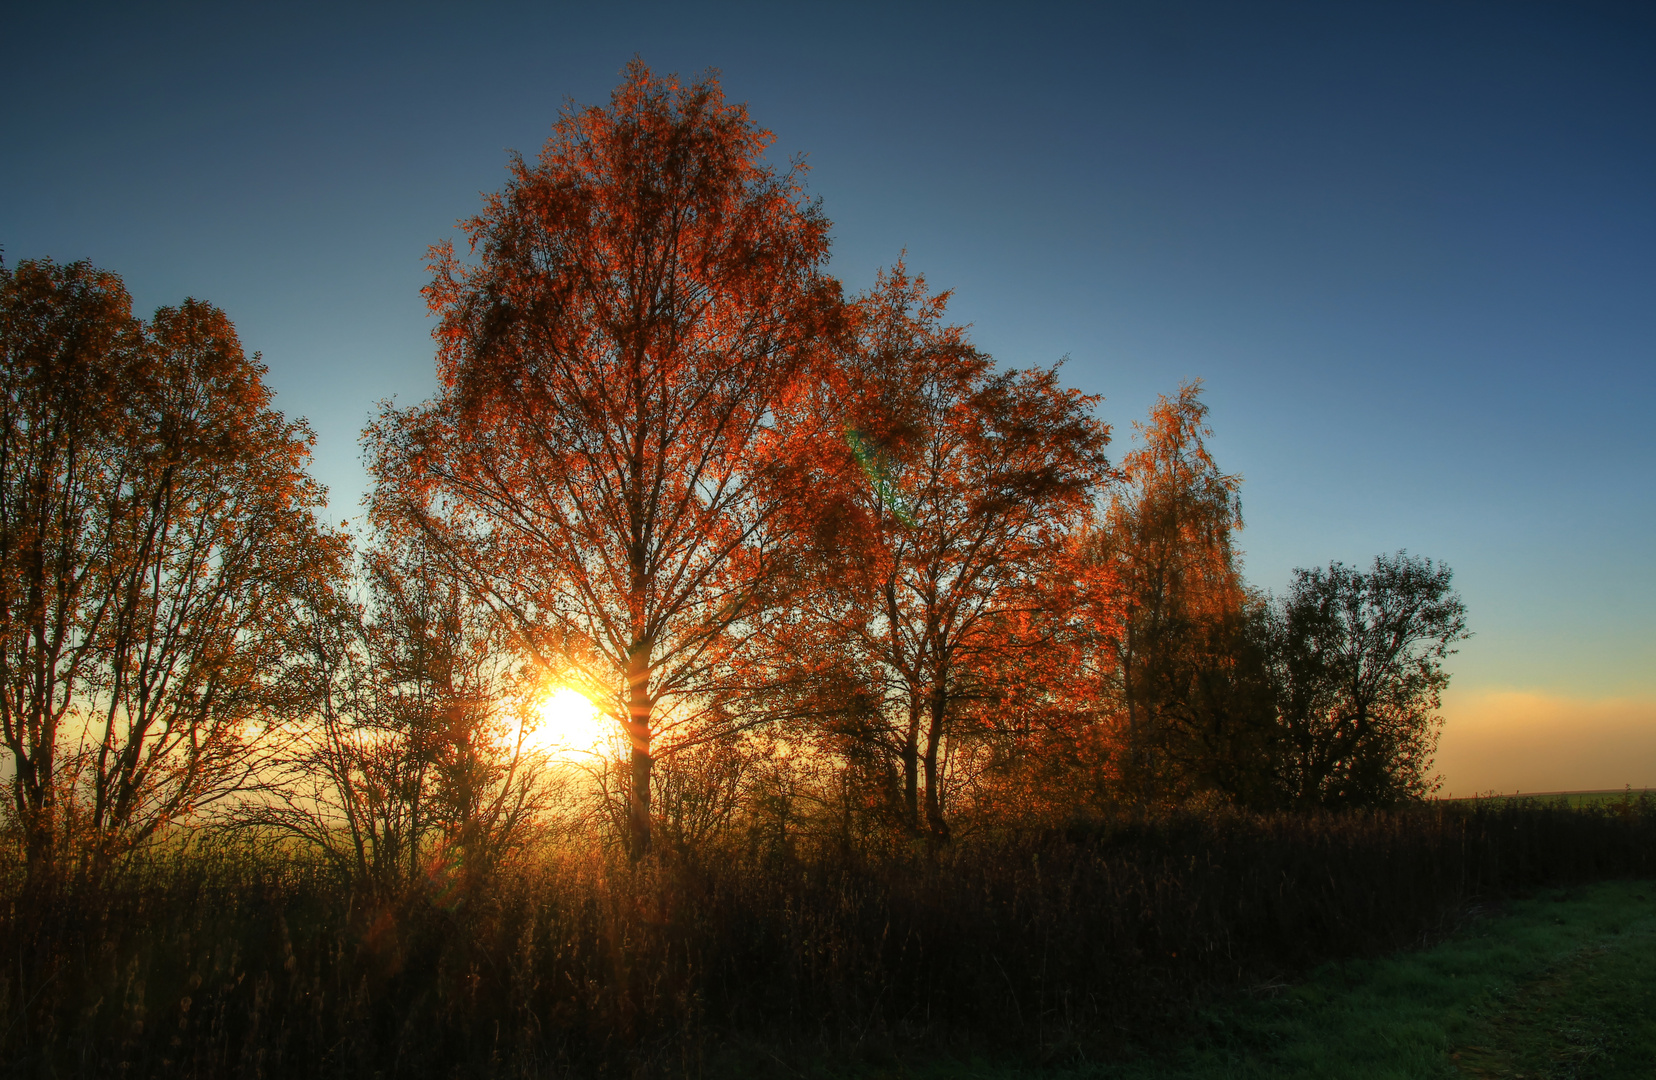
[{"x1": 368, "y1": 62, "x2": 842, "y2": 857}]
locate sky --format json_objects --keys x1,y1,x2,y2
[{"x1": 4, "y1": 0, "x2": 1652, "y2": 792}]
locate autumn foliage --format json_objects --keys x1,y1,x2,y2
[
  {"x1": 0, "y1": 62, "x2": 1513, "y2": 1078},
  {"x1": 368, "y1": 61, "x2": 842, "y2": 856},
  {"x1": 0, "y1": 260, "x2": 345, "y2": 884}
]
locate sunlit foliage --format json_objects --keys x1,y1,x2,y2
[
  {"x1": 0, "y1": 61, "x2": 1496, "y2": 1078},
  {"x1": 1093, "y1": 380, "x2": 1274, "y2": 806},
  {"x1": 367, "y1": 60, "x2": 844, "y2": 857},
  {"x1": 774, "y1": 263, "x2": 1112, "y2": 842}
]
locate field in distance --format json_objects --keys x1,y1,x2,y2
[{"x1": 1444, "y1": 789, "x2": 1656, "y2": 809}]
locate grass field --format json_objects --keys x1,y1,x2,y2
[
  {"x1": 855, "y1": 879, "x2": 1656, "y2": 1080},
  {"x1": 1446, "y1": 790, "x2": 1656, "y2": 810},
  {"x1": 8, "y1": 801, "x2": 1652, "y2": 1078}
]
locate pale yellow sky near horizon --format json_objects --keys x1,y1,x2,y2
[
  {"x1": 1434, "y1": 688, "x2": 1656, "y2": 796},
  {"x1": 8, "y1": 686, "x2": 1651, "y2": 802}
]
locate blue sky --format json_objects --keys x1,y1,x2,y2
[{"x1": 4, "y1": 2, "x2": 1653, "y2": 765}]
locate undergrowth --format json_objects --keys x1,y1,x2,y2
[{"x1": 2, "y1": 796, "x2": 1653, "y2": 1078}]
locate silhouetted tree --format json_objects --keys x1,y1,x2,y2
[
  {"x1": 85, "y1": 300, "x2": 345, "y2": 865},
  {"x1": 0, "y1": 259, "x2": 345, "y2": 878},
  {"x1": 0, "y1": 259, "x2": 142, "y2": 873},
  {"x1": 251, "y1": 536, "x2": 548, "y2": 897},
  {"x1": 1271, "y1": 551, "x2": 1468, "y2": 806}
]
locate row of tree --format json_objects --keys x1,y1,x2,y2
[
  {"x1": 0, "y1": 63, "x2": 1467, "y2": 884},
  {"x1": 0, "y1": 258, "x2": 345, "y2": 875}
]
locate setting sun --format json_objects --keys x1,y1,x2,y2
[{"x1": 526, "y1": 687, "x2": 612, "y2": 759}]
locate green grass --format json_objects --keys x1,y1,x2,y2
[
  {"x1": 824, "y1": 879, "x2": 1656, "y2": 1080},
  {"x1": 1145, "y1": 879, "x2": 1656, "y2": 1079}
]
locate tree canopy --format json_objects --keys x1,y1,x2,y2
[
  {"x1": 368, "y1": 61, "x2": 845, "y2": 856},
  {"x1": 0, "y1": 258, "x2": 346, "y2": 878},
  {"x1": 1, "y1": 65, "x2": 1471, "y2": 882}
]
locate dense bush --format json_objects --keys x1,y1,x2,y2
[{"x1": 3, "y1": 796, "x2": 1652, "y2": 1078}]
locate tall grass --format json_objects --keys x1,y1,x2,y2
[{"x1": 3, "y1": 796, "x2": 1653, "y2": 1078}]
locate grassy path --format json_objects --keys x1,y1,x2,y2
[
  {"x1": 868, "y1": 879, "x2": 1656, "y2": 1079},
  {"x1": 1121, "y1": 878, "x2": 1656, "y2": 1079}
]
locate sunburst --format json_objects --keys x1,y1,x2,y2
[{"x1": 525, "y1": 687, "x2": 612, "y2": 759}]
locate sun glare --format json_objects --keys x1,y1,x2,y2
[{"x1": 527, "y1": 687, "x2": 613, "y2": 759}]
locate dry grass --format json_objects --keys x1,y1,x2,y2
[{"x1": 2, "y1": 796, "x2": 1653, "y2": 1078}]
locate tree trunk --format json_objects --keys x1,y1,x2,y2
[
  {"x1": 21, "y1": 788, "x2": 55, "y2": 883},
  {"x1": 902, "y1": 689, "x2": 921, "y2": 835},
  {"x1": 1122, "y1": 618, "x2": 1139, "y2": 801},
  {"x1": 922, "y1": 683, "x2": 950, "y2": 845},
  {"x1": 18, "y1": 705, "x2": 58, "y2": 882},
  {"x1": 626, "y1": 643, "x2": 653, "y2": 859}
]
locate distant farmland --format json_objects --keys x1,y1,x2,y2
[{"x1": 1447, "y1": 788, "x2": 1656, "y2": 808}]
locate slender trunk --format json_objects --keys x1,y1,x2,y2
[
  {"x1": 1123, "y1": 617, "x2": 1138, "y2": 800},
  {"x1": 20, "y1": 715, "x2": 59, "y2": 881},
  {"x1": 22, "y1": 788, "x2": 55, "y2": 882},
  {"x1": 626, "y1": 643, "x2": 653, "y2": 859},
  {"x1": 902, "y1": 687, "x2": 921, "y2": 835},
  {"x1": 922, "y1": 682, "x2": 950, "y2": 845},
  {"x1": 21, "y1": 500, "x2": 58, "y2": 879}
]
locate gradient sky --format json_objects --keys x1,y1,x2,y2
[{"x1": 5, "y1": 1, "x2": 1652, "y2": 790}]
